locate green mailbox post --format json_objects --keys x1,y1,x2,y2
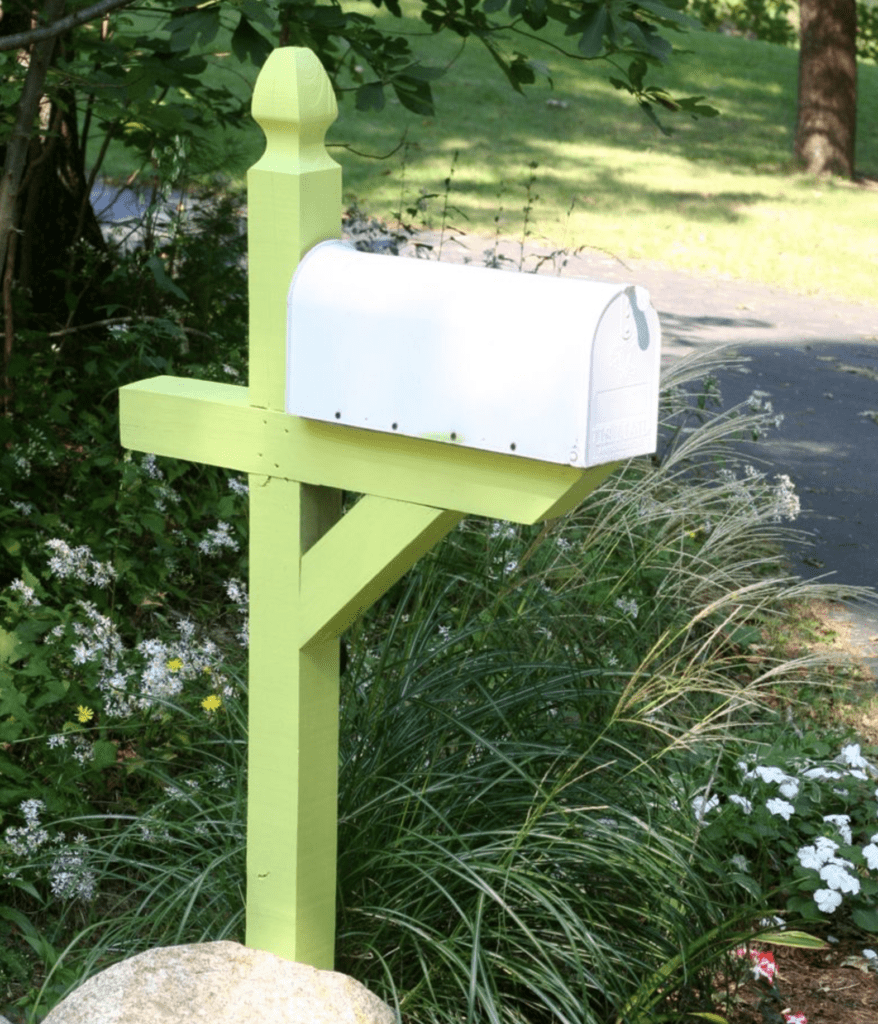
[{"x1": 119, "y1": 47, "x2": 661, "y2": 970}]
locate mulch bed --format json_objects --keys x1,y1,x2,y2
[{"x1": 725, "y1": 929, "x2": 878, "y2": 1024}]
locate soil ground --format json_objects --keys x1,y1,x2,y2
[{"x1": 725, "y1": 929, "x2": 878, "y2": 1024}]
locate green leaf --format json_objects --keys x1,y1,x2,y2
[
  {"x1": 754, "y1": 929, "x2": 828, "y2": 949},
  {"x1": 852, "y1": 905, "x2": 878, "y2": 932},
  {"x1": 356, "y1": 82, "x2": 386, "y2": 111},
  {"x1": 577, "y1": 6, "x2": 608, "y2": 57},
  {"x1": 231, "y1": 16, "x2": 272, "y2": 66},
  {"x1": 168, "y1": 9, "x2": 220, "y2": 52},
  {"x1": 145, "y1": 256, "x2": 188, "y2": 302},
  {"x1": 92, "y1": 740, "x2": 119, "y2": 772},
  {"x1": 0, "y1": 626, "x2": 23, "y2": 666}
]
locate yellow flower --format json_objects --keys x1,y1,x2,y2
[
  {"x1": 166, "y1": 658, "x2": 184, "y2": 673},
  {"x1": 201, "y1": 694, "x2": 222, "y2": 712},
  {"x1": 76, "y1": 705, "x2": 94, "y2": 723}
]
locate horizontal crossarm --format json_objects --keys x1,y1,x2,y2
[{"x1": 120, "y1": 376, "x2": 617, "y2": 524}]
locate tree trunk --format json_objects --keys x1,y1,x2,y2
[
  {"x1": 0, "y1": 0, "x2": 110, "y2": 393},
  {"x1": 794, "y1": 0, "x2": 858, "y2": 177}
]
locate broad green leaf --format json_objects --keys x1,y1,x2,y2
[
  {"x1": 356, "y1": 81, "x2": 386, "y2": 112},
  {"x1": 852, "y1": 905, "x2": 878, "y2": 932},
  {"x1": 92, "y1": 740, "x2": 119, "y2": 772},
  {"x1": 578, "y1": 6, "x2": 609, "y2": 57},
  {"x1": 231, "y1": 16, "x2": 273, "y2": 66},
  {"x1": 754, "y1": 929, "x2": 828, "y2": 949}
]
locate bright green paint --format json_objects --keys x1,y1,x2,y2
[{"x1": 117, "y1": 46, "x2": 615, "y2": 968}]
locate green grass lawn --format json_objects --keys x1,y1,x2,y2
[{"x1": 95, "y1": 7, "x2": 878, "y2": 303}]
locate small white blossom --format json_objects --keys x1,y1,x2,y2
[
  {"x1": 8, "y1": 578, "x2": 40, "y2": 606},
  {"x1": 814, "y1": 888, "x2": 843, "y2": 913},
  {"x1": 198, "y1": 521, "x2": 239, "y2": 555},
  {"x1": 770, "y1": 474, "x2": 800, "y2": 522},
  {"x1": 49, "y1": 848, "x2": 96, "y2": 902},
  {"x1": 227, "y1": 476, "x2": 249, "y2": 497},
  {"x1": 614, "y1": 595, "x2": 639, "y2": 620},
  {"x1": 823, "y1": 814, "x2": 853, "y2": 845},
  {"x1": 766, "y1": 798, "x2": 795, "y2": 821},
  {"x1": 819, "y1": 860, "x2": 860, "y2": 894},
  {"x1": 140, "y1": 453, "x2": 164, "y2": 480},
  {"x1": 692, "y1": 794, "x2": 720, "y2": 819},
  {"x1": 862, "y1": 842, "x2": 878, "y2": 871},
  {"x1": 802, "y1": 766, "x2": 843, "y2": 781},
  {"x1": 798, "y1": 836, "x2": 840, "y2": 870},
  {"x1": 729, "y1": 793, "x2": 753, "y2": 814},
  {"x1": 839, "y1": 743, "x2": 869, "y2": 769}
]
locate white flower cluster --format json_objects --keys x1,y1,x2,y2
[
  {"x1": 614, "y1": 595, "x2": 639, "y2": 620},
  {"x1": 7, "y1": 426, "x2": 60, "y2": 479},
  {"x1": 198, "y1": 520, "x2": 239, "y2": 556},
  {"x1": 140, "y1": 453, "x2": 164, "y2": 480},
  {"x1": 745, "y1": 389, "x2": 785, "y2": 430},
  {"x1": 769, "y1": 474, "x2": 800, "y2": 523},
  {"x1": 226, "y1": 577, "x2": 249, "y2": 648},
  {"x1": 46, "y1": 539, "x2": 117, "y2": 587},
  {"x1": 8, "y1": 577, "x2": 41, "y2": 606},
  {"x1": 49, "y1": 844, "x2": 97, "y2": 902},
  {"x1": 3, "y1": 799, "x2": 51, "y2": 856},
  {"x1": 797, "y1": 833, "x2": 863, "y2": 912},
  {"x1": 697, "y1": 743, "x2": 878, "y2": 917},
  {"x1": 716, "y1": 464, "x2": 800, "y2": 525},
  {"x1": 136, "y1": 619, "x2": 229, "y2": 713},
  {"x1": 489, "y1": 520, "x2": 518, "y2": 541},
  {"x1": 227, "y1": 476, "x2": 249, "y2": 497}
]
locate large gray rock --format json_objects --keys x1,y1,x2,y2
[{"x1": 41, "y1": 941, "x2": 396, "y2": 1024}]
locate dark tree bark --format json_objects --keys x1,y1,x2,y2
[
  {"x1": 0, "y1": 0, "x2": 110, "y2": 404},
  {"x1": 795, "y1": 0, "x2": 858, "y2": 177}
]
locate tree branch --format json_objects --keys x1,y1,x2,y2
[{"x1": 0, "y1": 0, "x2": 136, "y2": 52}]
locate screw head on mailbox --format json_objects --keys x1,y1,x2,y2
[{"x1": 287, "y1": 239, "x2": 661, "y2": 468}]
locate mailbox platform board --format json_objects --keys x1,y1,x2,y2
[{"x1": 118, "y1": 47, "x2": 661, "y2": 970}]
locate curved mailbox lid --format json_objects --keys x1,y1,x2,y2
[{"x1": 287, "y1": 240, "x2": 661, "y2": 468}]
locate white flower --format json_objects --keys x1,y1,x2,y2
[
  {"x1": 228, "y1": 476, "x2": 249, "y2": 497},
  {"x1": 8, "y1": 578, "x2": 40, "y2": 606},
  {"x1": 692, "y1": 794, "x2": 720, "y2": 819},
  {"x1": 797, "y1": 836, "x2": 839, "y2": 870},
  {"x1": 748, "y1": 765, "x2": 784, "y2": 784},
  {"x1": 839, "y1": 743, "x2": 868, "y2": 769},
  {"x1": 864, "y1": 837, "x2": 878, "y2": 871},
  {"x1": 770, "y1": 474, "x2": 800, "y2": 522},
  {"x1": 49, "y1": 848, "x2": 96, "y2": 902},
  {"x1": 819, "y1": 860, "x2": 860, "y2": 893},
  {"x1": 766, "y1": 798, "x2": 795, "y2": 821},
  {"x1": 197, "y1": 521, "x2": 239, "y2": 556},
  {"x1": 779, "y1": 776, "x2": 800, "y2": 799},
  {"x1": 814, "y1": 888, "x2": 843, "y2": 913},
  {"x1": 802, "y1": 766, "x2": 843, "y2": 781},
  {"x1": 729, "y1": 793, "x2": 753, "y2": 814},
  {"x1": 823, "y1": 814, "x2": 853, "y2": 845},
  {"x1": 613, "y1": 595, "x2": 639, "y2": 620},
  {"x1": 730, "y1": 854, "x2": 750, "y2": 872}
]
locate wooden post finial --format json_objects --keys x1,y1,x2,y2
[{"x1": 247, "y1": 47, "x2": 341, "y2": 412}]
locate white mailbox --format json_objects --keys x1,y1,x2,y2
[{"x1": 286, "y1": 240, "x2": 661, "y2": 468}]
